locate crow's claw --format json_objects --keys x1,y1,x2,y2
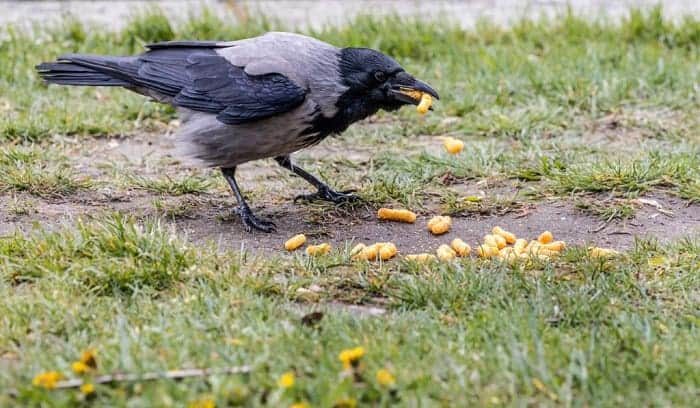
[
  {"x1": 294, "y1": 187, "x2": 361, "y2": 204},
  {"x1": 234, "y1": 206, "x2": 276, "y2": 233}
]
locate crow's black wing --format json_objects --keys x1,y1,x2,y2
[
  {"x1": 171, "y1": 53, "x2": 307, "y2": 125},
  {"x1": 41, "y1": 45, "x2": 307, "y2": 126},
  {"x1": 136, "y1": 47, "x2": 307, "y2": 125}
]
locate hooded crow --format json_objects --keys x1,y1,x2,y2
[{"x1": 37, "y1": 32, "x2": 439, "y2": 232}]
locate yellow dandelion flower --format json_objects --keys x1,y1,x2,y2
[
  {"x1": 32, "y1": 371, "x2": 63, "y2": 390},
  {"x1": 79, "y1": 349, "x2": 97, "y2": 369},
  {"x1": 532, "y1": 378, "x2": 558, "y2": 401},
  {"x1": 225, "y1": 338, "x2": 244, "y2": 346},
  {"x1": 80, "y1": 383, "x2": 95, "y2": 395},
  {"x1": 376, "y1": 368, "x2": 396, "y2": 387},
  {"x1": 338, "y1": 346, "x2": 365, "y2": 369},
  {"x1": 71, "y1": 361, "x2": 91, "y2": 375},
  {"x1": 333, "y1": 398, "x2": 357, "y2": 408},
  {"x1": 188, "y1": 398, "x2": 215, "y2": 408},
  {"x1": 290, "y1": 403, "x2": 310, "y2": 408},
  {"x1": 278, "y1": 371, "x2": 295, "y2": 388}
]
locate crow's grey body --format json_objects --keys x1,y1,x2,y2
[
  {"x1": 39, "y1": 32, "x2": 347, "y2": 167},
  {"x1": 175, "y1": 32, "x2": 347, "y2": 167},
  {"x1": 176, "y1": 99, "x2": 323, "y2": 167},
  {"x1": 37, "y1": 31, "x2": 438, "y2": 232}
]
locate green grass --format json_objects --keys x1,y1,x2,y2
[
  {"x1": 1, "y1": 214, "x2": 197, "y2": 294},
  {"x1": 4, "y1": 6, "x2": 700, "y2": 142},
  {"x1": 574, "y1": 197, "x2": 638, "y2": 222},
  {"x1": 1, "y1": 216, "x2": 698, "y2": 406},
  {"x1": 126, "y1": 173, "x2": 214, "y2": 196},
  {"x1": 1, "y1": 5, "x2": 700, "y2": 407},
  {"x1": 336, "y1": 142, "x2": 700, "y2": 208},
  {"x1": 0, "y1": 145, "x2": 91, "y2": 197},
  {"x1": 152, "y1": 196, "x2": 211, "y2": 219}
]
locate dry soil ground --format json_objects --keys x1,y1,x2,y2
[
  {"x1": 2, "y1": 1, "x2": 697, "y2": 256},
  {"x1": 1, "y1": 127, "x2": 697, "y2": 254}
]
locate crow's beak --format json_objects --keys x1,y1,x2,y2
[{"x1": 388, "y1": 72, "x2": 440, "y2": 108}]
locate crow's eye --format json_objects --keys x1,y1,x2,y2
[{"x1": 374, "y1": 71, "x2": 386, "y2": 82}]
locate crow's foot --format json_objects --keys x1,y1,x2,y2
[
  {"x1": 294, "y1": 187, "x2": 361, "y2": 204},
  {"x1": 234, "y1": 206, "x2": 276, "y2": 232}
]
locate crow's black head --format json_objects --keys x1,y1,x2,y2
[
  {"x1": 305, "y1": 47, "x2": 439, "y2": 139},
  {"x1": 338, "y1": 48, "x2": 439, "y2": 112}
]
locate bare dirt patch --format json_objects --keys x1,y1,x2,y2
[
  {"x1": 174, "y1": 194, "x2": 700, "y2": 251},
  {"x1": 583, "y1": 108, "x2": 699, "y2": 152},
  {"x1": 2, "y1": 131, "x2": 698, "y2": 253},
  {"x1": 2, "y1": 187, "x2": 697, "y2": 253}
]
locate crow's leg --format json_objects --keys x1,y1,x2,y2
[
  {"x1": 275, "y1": 155, "x2": 360, "y2": 204},
  {"x1": 221, "y1": 167, "x2": 276, "y2": 232}
]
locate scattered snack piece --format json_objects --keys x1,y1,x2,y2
[
  {"x1": 477, "y1": 245, "x2": 499, "y2": 258},
  {"x1": 492, "y1": 226, "x2": 516, "y2": 244},
  {"x1": 443, "y1": 137, "x2": 464, "y2": 154},
  {"x1": 306, "y1": 243, "x2": 331, "y2": 256},
  {"x1": 524, "y1": 240, "x2": 539, "y2": 254},
  {"x1": 537, "y1": 231, "x2": 554, "y2": 244},
  {"x1": 354, "y1": 243, "x2": 381, "y2": 261},
  {"x1": 350, "y1": 243, "x2": 366, "y2": 256},
  {"x1": 377, "y1": 208, "x2": 417, "y2": 223},
  {"x1": 498, "y1": 247, "x2": 518, "y2": 262},
  {"x1": 436, "y1": 244, "x2": 457, "y2": 261},
  {"x1": 483, "y1": 234, "x2": 505, "y2": 249},
  {"x1": 451, "y1": 238, "x2": 471, "y2": 256},
  {"x1": 589, "y1": 247, "x2": 619, "y2": 258},
  {"x1": 533, "y1": 248, "x2": 560, "y2": 257},
  {"x1": 540, "y1": 241, "x2": 566, "y2": 252},
  {"x1": 517, "y1": 251, "x2": 531, "y2": 260},
  {"x1": 516, "y1": 241, "x2": 557, "y2": 260},
  {"x1": 483, "y1": 234, "x2": 497, "y2": 248},
  {"x1": 499, "y1": 247, "x2": 514, "y2": 256},
  {"x1": 513, "y1": 238, "x2": 528, "y2": 255},
  {"x1": 494, "y1": 235, "x2": 507, "y2": 249},
  {"x1": 405, "y1": 253, "x2": 437, "y2": 262},
  {"x1": 378, "y1": 242, "x2": 398, "y2": 260},
  {"x1": 427, "y1": 216, "x2": 452, "y2": 235},
  {"x1": 284, "y1": 234, "x2": 307, "y2": 251},
  {"x1": 417, "y1": 93, "x2": 432, "y2": 114},
  {"x1": 353, "y1": 242, "x2": 398, "y2": 261}
]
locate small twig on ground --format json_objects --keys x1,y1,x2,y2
[
  {"x1": 607, "y1": 231, "x2": 633, "y2": 236},
  {"x1": 593, "y1": 221, "x2": 610, "y2": 233},
  {"x1": 8, "y1": 366, "x2": 252, "y2": 398},
  {"x1": 56, "y1": 366, "x2": 252, "y2": 389}
]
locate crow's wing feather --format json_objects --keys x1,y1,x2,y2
[
  {"x1": 46, "y1": 43, "x2": 309, "y2": 125},
  {"x1": 172, "y1": 54, "x2": 307, "y2": 125},
  {"x1": 136, "y1": 49, "x2": 306, "y2": 125}
]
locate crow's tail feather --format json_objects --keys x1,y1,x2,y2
[{"x1": 36, "y1": 54, "x2": 138, "y2": 87}]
